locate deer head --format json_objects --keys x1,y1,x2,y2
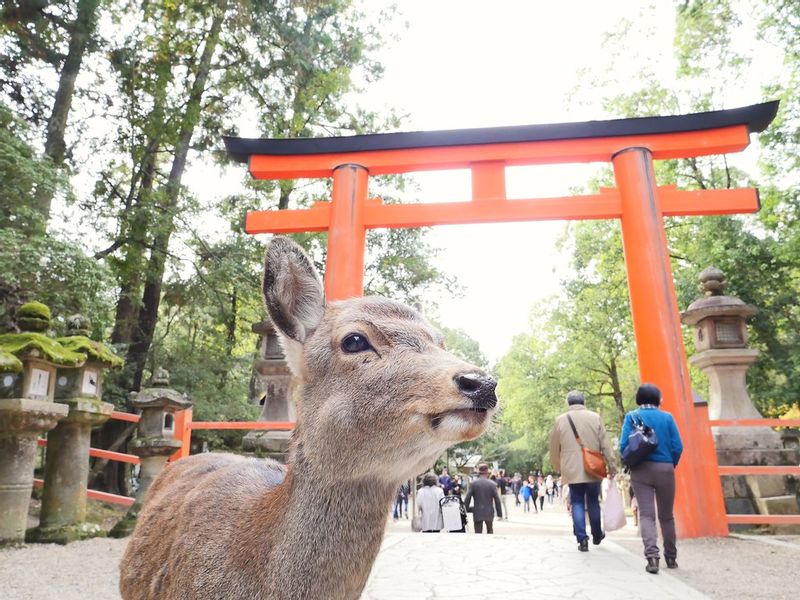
[{"x1": 263, "y1": 237, "x2": 498, "y2": 482}]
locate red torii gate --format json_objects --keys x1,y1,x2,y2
[{"x1": 225, "y1": 101, "x2": 779, "y2": 539}]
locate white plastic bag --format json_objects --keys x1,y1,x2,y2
[{"x1": 603, "y1": 481, "x2": 627, "y2": 532}]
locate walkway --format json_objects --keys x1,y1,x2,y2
[
  {"x1": 3, "y1": 494, "x2": 797, "y2": 599},
  {"x1": 369, "y1": 500, "x2": 706, "y2": 600}
]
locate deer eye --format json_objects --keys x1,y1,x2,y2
[{"x1": 341, "y1": 333, "x2": 371, "y2": 353}]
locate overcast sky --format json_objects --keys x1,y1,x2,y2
[{"x1": 352, "y1": 1, "x2": 663, "y2": 363}]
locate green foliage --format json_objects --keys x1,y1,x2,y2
[
  {"x1": 0, "y1": 227, "x2": 116, "y2": 337},
  {"x1": 434, "y1": 321, "x2": 489, "y2": 370},
  {"x1": 0, "y1": 103, "x2": 64, "y2": 234}
]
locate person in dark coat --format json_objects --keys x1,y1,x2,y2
[{"x1": 463, "y1": 463, "x2": 503, "y2": 534}]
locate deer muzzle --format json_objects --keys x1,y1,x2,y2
[{"x1": 454, "y1": 373, "x2": 498, "y2": 410}]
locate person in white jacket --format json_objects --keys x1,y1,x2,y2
[{"x1": 416, "y1": 473, "x2": 445, "y2": 532}]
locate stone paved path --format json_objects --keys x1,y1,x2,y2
[
  {"x1": 1, "y1": 497, "x2": 713, "y2": 599},
  {"x1": 366, "y1": 501, "x2": 707, "y2": 600}
]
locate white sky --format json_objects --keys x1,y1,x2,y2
[
  {"x1": 176, "y1": 0, "x2": 777, "y2": 365},
  {"x1": 351, "y1": 1, "x2": 667, "y2": 364}
]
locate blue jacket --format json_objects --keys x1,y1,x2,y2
[{"x1": 619, "y1": 407, "x2": 683, "y2": 466}]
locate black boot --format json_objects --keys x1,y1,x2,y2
[
  {"x1": 665, "y1": 557, "x2": 678, "y2": 569},
  {"x1": 646, "y1": 557, "x2": 660, "y2": 574},
  {"x1": 578, "y1": 539, "x2": 589, "y2": 552}
]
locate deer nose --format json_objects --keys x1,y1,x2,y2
[{"x1": 454, "y1": 373, "x2": 497, "y2": 409}]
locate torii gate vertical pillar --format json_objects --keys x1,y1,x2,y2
[
  {"x1": 613, "y1": 147, "x2": 728, "y2": 538},
  {"x1": 326, "y1": 164, "x2": 369, "y2": 301}
]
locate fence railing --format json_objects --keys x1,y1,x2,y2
[
  {"x1": 706, "y1": 413, "x2": 800, "y2": 527},
  {"x1": 36, "y1": 401, "x2": 797, "y2": 530},
  {"x1": 35, "y1": 408, "x2": 296, "y2": 507}
]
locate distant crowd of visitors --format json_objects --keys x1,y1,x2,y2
[{"x1": 401, "y1": 383, "x2": 683, "y2": 577}]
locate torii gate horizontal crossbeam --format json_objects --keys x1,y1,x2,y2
[{"x1": 244, "y1": 187, "x2": 759, "y2": 234}]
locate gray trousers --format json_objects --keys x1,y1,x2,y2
[{"x1": 630, "y1": 461, "x2": 676, "y2": 560}]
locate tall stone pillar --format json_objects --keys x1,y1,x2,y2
[
  {"x1": 682, "y1": 267, "x2": 800, "y2": 519},
  {"x1": 0, "y1": 303, "x2": 79, "y2": 545},
  {"x1": 110, "y1": 368, "x2": 191, "y2": 537},
  {"x1": 29, "y1": 315, "x2": 122, "y2": 544},
  {"x1": 242, "y1": 320, "x2": 295, "y2": 461}
]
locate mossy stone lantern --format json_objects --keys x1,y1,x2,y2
[
  {"x1": 52, "y1": 314, "x2": 123, "y2": 401},
  {"x1": 0, "y1": 302, "x2": 80, "y2": 545},
  {"x1": 29, "y1": 315, "x2": 123, "y2": 544},
  {"x1": 110, "y1": 368, "x2": 192, "y2": 538}
]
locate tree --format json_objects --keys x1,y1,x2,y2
[{"x1": 1, "y1": 0, "x2": 105, "y2": 225}]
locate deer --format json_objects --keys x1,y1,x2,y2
[{"x1": 119, "y1": 236, "x2": 498, "y2": 600}]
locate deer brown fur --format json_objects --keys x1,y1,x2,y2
[{"x1": 119, "y1": 236, "x2": 498, "y2": 600}]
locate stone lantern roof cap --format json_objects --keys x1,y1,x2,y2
[
  {"x1": 0, "y1": 332, "x2": 86, "y2": 367},
  {"x1": 56, "y1": 335, "x2": 124, "y2": 368},
  {"x1": 129, "y1": 388, "x2": 192, "y2": 411},
  {"x1": 681, "y1": 266, "x2": 757, "y2": 325},
  {"x1": 129, "y1": 367, "x2": 192, "y2": 409},
  {"x1": 251, "y1": 319, "x2": 276, "y2": 335}
]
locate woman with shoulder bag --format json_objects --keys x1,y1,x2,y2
[{"x1": 619, "y1": 383, "x2": 683, "y2": 575}]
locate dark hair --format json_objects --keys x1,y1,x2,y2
[
  {"x1": 423, "y1": 473, "x2": 437, "y2": 487},
  {"x1": 636, "y1": 383, "x2": 661, "y2": 406}
]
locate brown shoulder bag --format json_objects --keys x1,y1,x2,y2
[{"x1": 566, "y1": 414, "x2": 608, "y2": 479}]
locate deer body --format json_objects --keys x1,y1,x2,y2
[{"x1": 120, "y1": 238, "x2": 498, "y2": 600}]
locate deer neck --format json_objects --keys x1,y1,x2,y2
[{"x1": 257, "y1": 439, "x2": 397, "y2": 599}]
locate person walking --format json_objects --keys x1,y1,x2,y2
[
  {"x1": 536, "y1": 475, "x2": 546, "y2": 511},
  {"x1": 496, "y1": 469, "x2": 509, "y2": 521},
  {"x1": 512, "y1": 473, "x2": 522, "y2": 506},
  {"x1": 392, "y1": 480, "x2": 410, "y2": 521},
  {"x1": 549, "y1": 390, "x2": 617, "y2": 552},
  {"x1": 520, "y1": 476, "x2": 532, "y2": 512},
  {"x1": 463, "y1": 463, "x2": 503, "y2": 533},
  {"x1": 438, "y1": 467, "x2": 452, "y2": 496},
  {"x1": 619, "y1": 383, "x2": 683, "y2": 575},
  {"x1": 416, "y1": 473, "x2": 445, "y2": 532}
]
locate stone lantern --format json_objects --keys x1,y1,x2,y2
[
  {"x1": 682, "y1": 267, "x2": 799, "y2": 518},
  {"x1": 110, "y1": 368, "x2": 191, "y2": 537},
  {"x1": 242, "y1": 319, "x2": 295, "y2": 460},
  {"x1": 29, "y1": 315, "x2": 122, "y2": 544},
  {"x1": 680, "y1": 267, "x2": 770, "y2": 449},
  {"x1": 0, "y1": 302, "x2": 80, "y2": 545}
]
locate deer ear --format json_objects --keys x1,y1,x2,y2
[{"x1": 263, "y1": 237, "x2": 325, "y2": 363}]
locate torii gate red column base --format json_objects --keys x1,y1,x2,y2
[{"x1": 613, "y1": 148, "x2": 729, "y2": 538}]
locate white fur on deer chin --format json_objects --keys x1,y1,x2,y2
[{"x1": 429, "y1": 407, "x2": 493, "y2": 439}]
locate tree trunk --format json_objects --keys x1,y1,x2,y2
[
  {"x1": 608, "y1": 355, "x2": 626, "y2": 427},
  {"x1": 127, "y1": 3, "x2": 226, "y2": 390},
  {"x1": 35, "y1": 0, "x2": 101, "y2": 223}
]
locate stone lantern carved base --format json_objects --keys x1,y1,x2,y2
[
  {"x1": 109, "y1": 438, "x2": 182, "y2": 538},
  {"x1": 27, "y1": 397, "x2": 113, "y2": 544},
  {"x1": 243, "y1": 356, "x2": 294, "y2": 462},
  {"x1": 0, "y1": 398, "x2": 68, "y2": 546},
  {"x1": 691, "y1": 349, "x2": 800, "y2": 524}
]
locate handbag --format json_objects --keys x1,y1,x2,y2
[
  {"x1": 621, "y1": 411, "x2": 659, "y2": 468},
  {"x1": 566, "y1": 415, "x2": 608, "y2": 479},
  {"x1": 602, "y1": 480, "x2": 627, "y2": 531}
]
